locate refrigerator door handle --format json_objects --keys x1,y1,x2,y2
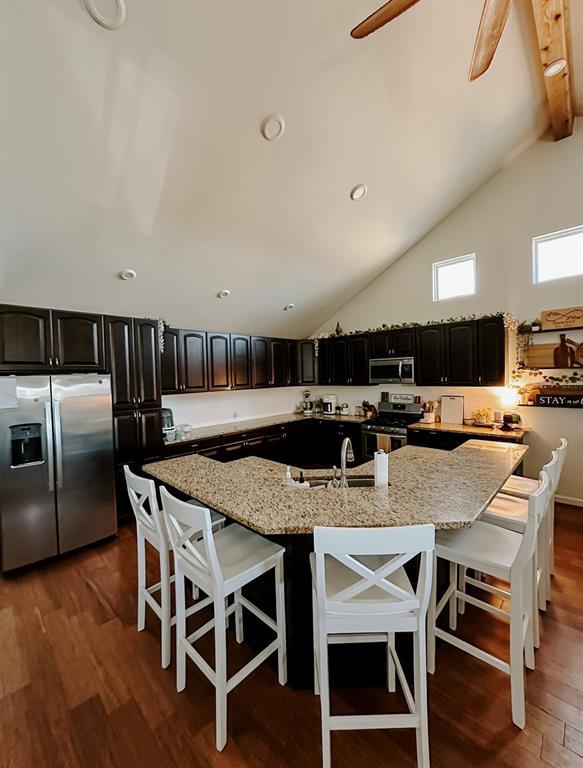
[
  {"x1": 45, "y1": 402, "x2": 55, "y2": 493},
  {"x1": 54, "y1": 401, "x2": 64, "y2": 490}
]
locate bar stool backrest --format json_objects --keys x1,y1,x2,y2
[
  {"x1": 556, "y1": 437, "x2": 568, "y2": 477},
  {"x1": 513, "y1": 470, "x2": 550, "y2": 575},
  {"x1": 313, "y1": 524, "x2": 435, "y2": 619},
  {"x1": 160, "y1": 487, "x2": 221, "y2": 591},
  {"x1": 124, "y1": 465, "x2": 167, "y2": 545}
]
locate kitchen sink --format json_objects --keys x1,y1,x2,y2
[{"x1": 305, "y1": 475, "x2": 376, "y2": 488}]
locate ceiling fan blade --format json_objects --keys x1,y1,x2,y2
[
  {"x1": 469, "y1": 0, "x2": 512, "y2": 80},
  {"x1": 351, "y1": 0, "x2": 421, "y2": 39}
]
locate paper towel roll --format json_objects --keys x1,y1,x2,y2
[{"x1": 374, "y1": 450, "x2": 389, "y2": 487}]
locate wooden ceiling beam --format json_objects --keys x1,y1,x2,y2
[{"x1": 531, "y1": 0, "x2": 574, "y2": 141}]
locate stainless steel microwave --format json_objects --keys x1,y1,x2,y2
[{"x1": 369, "y1": 357, "x2": 415, "y2": 385}]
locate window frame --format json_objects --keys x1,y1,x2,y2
[
  {"x1": 532, "y1": 225, "x2": 583, "y2": 285},
  {"x1": 432, "y1": 253, "x2": 476, "y2": 302}
]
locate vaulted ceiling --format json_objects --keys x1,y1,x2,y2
[{"x1": 0, "y1": 0, "x2": 580, "y2": 337}]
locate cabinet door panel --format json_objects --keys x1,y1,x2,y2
[
  {"x1": 207, "y1": 333, "x2": 231, "y2": 391},
  {"x1": 286, "y1": 340, "x2": 298, "y2": 386},
  {"x1": 350, "y1": 335, "x2": 369, "y2": 385},
  {"x1": 298, "y1": 340, "x2": 317, "y2": 385},
  {"x1": 478, "y1": 317, "x2": 505, "y2": 385},
  {"x1": 251, "y1": 336, "x2": 270, "y2": 388},
  {"x1": 138, "y1": 409, "x2": 163, "y2": 462},
  {"x1": 52, "y1": 310, "x2": 104, "y2": 370},
  {"x1": 113, "y1": 412, "x2": 140, "y2": 465},
  {"x1": 444, "y1": 322, "x2": 477, "y2": 385},
  {"x1": 331, "y1": 338, "x2": 350, "y2": 385},
  {"x1": 105, "y1": 316, "x2": 136, "y2": 410},
  {"x1": 231, "y1": 334, "x2": 251, "y2": 389},
  {"x1": 393, "y1": 328, "x2": 415, "y2": 357},
  {"x1": 180, "y1": 330, "x2": 207, "y2": 392},
  {"x1": 0, "y1": 305, "x2": 51, "y2": 371},
  {"x1": 270, "y1": 339, "x2": 287, "y2": 387},
  {"x1": 317, "y1": 339, "x2": 332, "y2": 386},
  {"x1": 415, "y1": 326, "x2": 444, "y2": 385},
  {"x1": 161, "y1": 328, "x2": 180, "y2": 394},
  {"x1": 370, "y1": 332, "x2": 391, "y2": 359},
  {"x1": 133, "y1": 319, "x2": 161, "y2": 408}
]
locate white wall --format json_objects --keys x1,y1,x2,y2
[
  {"x1": 316, "y1": 121, "x2": 583, "y2": 504},
  {"x1": 162, "y1": 387, "x2": 305, "y2": 430}
]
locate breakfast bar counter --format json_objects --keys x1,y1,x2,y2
[{"x1": 144, "y1": 442, "x2": 528, "y2": 534}]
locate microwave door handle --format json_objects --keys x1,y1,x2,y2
[
  {"x1": 45, "y1": 402, "x2": 55, "y2": 492},
  {"x1": 398, "y1": 360, "x2": 403, "y2": 381},
  {"x1": 54, "y1": 401, "x2": 63, "y2": 490}
]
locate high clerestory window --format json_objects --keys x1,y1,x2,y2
[
  {"x1": 533, "y1": 226, "x2": 583, "y2": 284},
  {"x1": 432, "y1": 254, "x2": 476, "y2": 302}
]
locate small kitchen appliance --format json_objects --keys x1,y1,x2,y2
[
  {"x1": 361, "y1": 400, "x2": 424, "y2": 458},
  {"x1": 369, "y1": 357, "x2": 415, "y2": 385},
  {"x1": 301, "y1": 390, "x2": 314, "y2": 415},
  {"x1": 161, "y1": 408, "x2": 175, "y2": 440},
  {"x1": 322, "y1": 394, "x2": 337, "y2": 416}
]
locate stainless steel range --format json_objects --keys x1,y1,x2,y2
[{"x1": 361, "y1": 401, "x2": 424, "y2": 458}]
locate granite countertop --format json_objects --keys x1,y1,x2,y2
[
  {"x1": 409, "y1": 420, "x2": 530, "y2": 440},
  {"x1": 144, "y1": 442, "x2": 528, "y2": 535},
  {"x1": 165, "y1": 412, "x2": 368, "y2": 445}
]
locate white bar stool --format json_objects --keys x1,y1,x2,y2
[
  {"x1": 124, "y1": 466, "x2": 225, "y2": 668},
  {"x1": 311, "y1": 524, "x2": 435, "y2": 768},
  {"x1": 160, "y1": 487, "x2": 287, "y2": 752},
  {"x1": 428, "y1": 471, "x2": 550, "y2": 729}
]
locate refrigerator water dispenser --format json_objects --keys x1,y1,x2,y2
[{"x1": 10, "y1": 423, "x2": 43, "y2": 467}]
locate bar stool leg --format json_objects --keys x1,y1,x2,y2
[
  {"x1": 137, "y1": 531, "x2": 146, "y2": 632},
  {"x1": 531, "y1": 558, "x2": 540, "y2": 649},
  {"x1": 234, "y1": 589, "x2": 244, "y2": 644},
  {"x1": 509, "y1": 573, "x2": 526, "y2": 729},
  {"x1": 427, "y1": 552, "x2": 437, "y2": 675},
  {"x1": 317, "y1": 621, "x2": 331, "y2": 768},
  {"x1": 449, "y1": 562, "x2": 457, "y2": 631},
  {"x1": 387, "y1": 633, "x2": 396, "y2": 693},
  {"x1": 214, "y1": 596, "x2": 228, "y2": 751},
  {"x1": 458, "y1": 567, "x2": 466, "y2": 615},
  {"x1": 160, "y1": 548, "x2": 171, "y2": 669},
  {"x1": 524, "y1": 567, "x2": 535, "y2": 671},
  {"x1": 312, "y1": 585, "x2": 320, "y2": 696},
  {"x1": 175, "y1": 568, "x2": 187, "y2": 693},
  {"x1": 275, "y1": 558, "x2": 287, "y2": 686},
  {"x1": 414, "y1": 630, "x2": 430, "y2": 768}
]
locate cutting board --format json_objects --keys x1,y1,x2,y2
[{"x1": 441, "y1": 395, "x2": 464, "y2": 425}]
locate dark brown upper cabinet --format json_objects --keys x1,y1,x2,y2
[
  {"x1": 133, "y1": 318, "x2": 161, "y2": 408},
  {"x1": 270, "y1": 338, "x2": 287, "y2": 387},
  {"x1": 369, "y1": 328, "x2": 415, "y2": 359},
  {"x1": 0, "y1": 304, "x2": 52, "y2": 372},
  {"x1": 298, "y1": 340, "x2": 317, "y2": 386},
  {"x1": 317, "y1": 339, "x2": 332, "y2": 386},
  {"x1": 330, "y1": 337, "x2": 351, "y2": 385},
  {"x1": 161, "y1": 327, "x2": 180, "y2": 394},
  {"x1": 444, "y1": 321, "x2": 477, "y2": 386},
  {"x1": 104, "y1": 316, "x2": 136, "y2": 410},
  {"x1": 478, "y1": 316, "x2": 505, "y2": 386},
  {"x1": 415, "y1": 326, "x2": 445, "y2": 385},
  {"x1": 207, "y1": 332, "x2": 231, "y2": 391},
  {"x1": 286, "y1": 340, "x2": 298, "y2": 386},
  {"x1": 251, "y1": 336, "x2": 270, "y2": 388},
  {"x1": 51, "y1": 310, "x2": 104, "y2": 371},
  {"x1": 179, "y1": 330, "x2": 207, "y2": 392},
  {"x1": 231, "y1": 334, "x2": 251, "y2": 389},
  {"x1": 350, "y1": 335, "x2": 369, "y2": 385}
]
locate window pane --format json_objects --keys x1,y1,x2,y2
[
  {"x1": 433, "y1": 255, "x2": 475, "y2": 301},
  {"x1": 534, "y1": 228, "x2": 583, "y2": 283}
]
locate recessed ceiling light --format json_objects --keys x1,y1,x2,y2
[
  {"x1": 284, "y1": 303, "x2": 295, "y2": 311},
  {"x1": 119, "y1": 269, "x2": 136, "y2": 281},
  {"x1": 217, "y1": 289, "x2": 231, "y2": 299},
  {"x1": 260, "y1": 114, "x2": 285, "y2": 142},
  {"x1": 544, "y1": 58, "x2": 567, "y2": 77},
  {"x1": 350, "y1": 184, "x2": 367, "y2": 201}
]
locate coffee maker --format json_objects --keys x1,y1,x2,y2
[{"x1": 322, "y1": 394, "x2": 337, "y2": 416}]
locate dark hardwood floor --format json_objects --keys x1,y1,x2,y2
[{"x1": 0, "y1": 504, "x2": 582, "y2": 768}]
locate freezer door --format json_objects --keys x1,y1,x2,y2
[
  {"x1": 51, "y1": 375, "x2": 117, "y2": 553},
  {"x1": 0, "y1": 376, "x2": 58, "y2": 571}
]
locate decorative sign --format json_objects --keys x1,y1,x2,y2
[
  {"x1": 540, "y1": 306, "x2": 583, "y2": 331},
  {"x1": 535, "y1": 393, "x2": 583, "y2": 408},
  {"x1": 389, "y1": 393, "x2": 415, "y2": 403}
]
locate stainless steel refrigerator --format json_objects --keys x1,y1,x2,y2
[{"x1": 0, "y1": 374, "x2": 117, "y2": 572}]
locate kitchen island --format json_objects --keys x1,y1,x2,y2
[{"x1": 144, "y1": 441, "x2": 528, "y2": 687}]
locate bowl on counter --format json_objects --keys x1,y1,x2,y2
[{"x1": 463, "y1": 418, "x2": 475, "y2": 426}]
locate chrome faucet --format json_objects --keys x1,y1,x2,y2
[{"x1": 340, "y1": 437, "x2": 355, "y2": 487}]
